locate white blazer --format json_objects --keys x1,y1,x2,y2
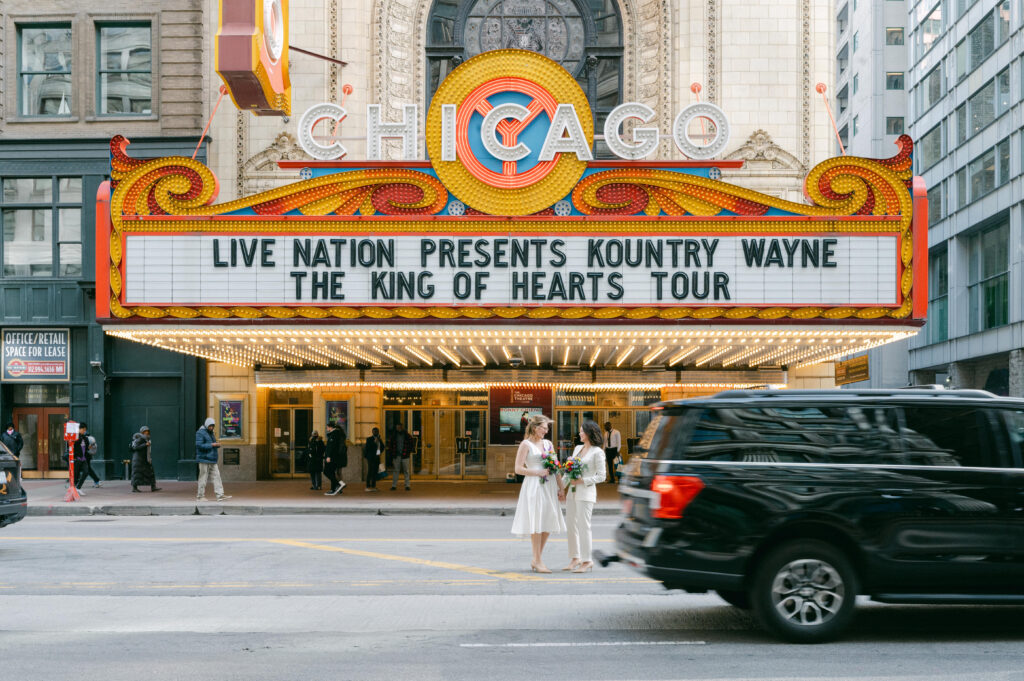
[{"x1": 564, "y1": 444, "x2": 607, "y2": 503}]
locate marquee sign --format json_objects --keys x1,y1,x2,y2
[{"x1": 98, "y1": 50, "x2": 927, "y2": 324}]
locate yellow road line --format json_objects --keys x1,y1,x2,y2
[{"x1": 269, "y1": 538, "x2": 545, "y2": 582}]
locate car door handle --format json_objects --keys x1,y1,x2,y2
[{"x1": 879, "y1": 488, "x2": 912, "y2": 498}]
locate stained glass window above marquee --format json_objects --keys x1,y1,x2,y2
[{"x1": 427, "y1": 0, "x2": 622, "y2": 155}]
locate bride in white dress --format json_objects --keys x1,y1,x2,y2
[{"x1": 510, "y1": 414, "x2": 566, "y2": 573}]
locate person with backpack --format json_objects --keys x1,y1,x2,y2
[{"x1": 74, "y1": 422, "x2": 101, "y2": 490}]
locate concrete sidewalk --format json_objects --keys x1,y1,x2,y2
[{"x1": 22, "y1": 478, "x2": 626, "y2": 517}]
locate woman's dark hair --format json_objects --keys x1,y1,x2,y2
[{"x1": 580, "y1": 420, "x2": 604, "y2": 448}]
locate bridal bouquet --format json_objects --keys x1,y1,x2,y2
[
  {"x1": 561, "y1": 456, "x2": 585, "y2": 493},
  {"x1": 540, "y1": 442, "x2": 560, "y2": 484}
]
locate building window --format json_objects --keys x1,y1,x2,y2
[
  {"x1": 995, "y1": 68, "x2": 1011, "y2": 116},
  {"x1": 927, "y1": 249, "x2": 948, "y2": 344},
  {"x1": 956, "y1": 167, "x2": 967, "y2": 208},
  {"x1": 927, "y1": 184, "x2": 943, "y2": 225},
  {"x1": 996, "y1": 138, "x2": 1010, "y2": 188},
  {"x1": 886, "y1": 27, "x2": 904, "y2": 45},
  {"x1": 918, "y1": 65, "x2": 943, "y2": 111},
  {"x1": 852, "y1": 31, "x2": 859, "y2": 53},
  {"x1": 955, "y1": 103, "x2": 967, "y2": 144},
  {"x1": 838, "y1": 125, "x2": 849, "y2": 153},
  {"x1": 954, "y1": 0, "x2": 971, "y2": 19},
  {"x1": 853, "y1": 74, "x2": 859, "y2": 94},
  {"x1": 426, "y1": 0, "x2": 622, "y2": 156},
  {"x1": 918, "y1": 3, "x2": 943, "y2": 58},
  {"x1": 97, "y1": 24, "x2": 153, "y2": 115},
  {"x1": 886, "y1": 72, "x2": 904, "y2": 90},
  {"x1": 969, "y1": 147, "x2": 996, "y2": 199},
  {"x1": 18, "y1": 25, "x2": 73, "y2": 116},
  {"x1": 963, "y1": 3, "x2": 1010, "y2": 76},
  {"x1": 967, "y1": 221, "x2": 1009, "y2": 333},
  {"x1": 919, "y1": 124, "x2": 943, "y2": 171},
  {"x1": 955, "y1": 39, "x2": 968, "y2": 80},
  {"x1": 885, "y1": 116, "x2": 904, "y2": 135},
  {"x1": 1, "y1": 177, "x2": 82, "y2": 277},
  {"x1": 852, "y1": 115, "x2": 858, "y2": 137},
  {"x1": 969, "y1": 80, "x2": 995, "y2": 136}
]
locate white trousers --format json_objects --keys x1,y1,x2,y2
[
  {"x1": 565, "y1": 498, "x2": 595, "y2": 562},
  {"x1": 197, "y1": 463, "x2": 224, "y2": 499}
]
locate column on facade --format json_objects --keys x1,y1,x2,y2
[
  {"x1": 948, "y1": 362, "x2": 972, "y2": 390},
  {"x1": 1009, "y1": 350, "x2": 1023, "y2": 398}
]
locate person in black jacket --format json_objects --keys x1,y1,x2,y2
[
  {"x1": 308, "y1": 431, "x2": 326, "y2": 491},
  {"x1": 324, "y1": 421, "x2": 347, "y2": 496},
  {"x1": 363, "y1": 427, "x2": 384, "y2": 492},
  {"x1": 1, "y1": 423, "x2": 23, "y2": 458}
]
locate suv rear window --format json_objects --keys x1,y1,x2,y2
[
  {"x1": 679, "y1": 405, "x2": 905, "y2": 464},
  {"x1": 1007, "y1": 410, "x2": 1024, "y2": 468}
]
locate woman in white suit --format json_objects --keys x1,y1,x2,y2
[{"x1": 559, "y1": 419, "x2": 607, "y2": 573}]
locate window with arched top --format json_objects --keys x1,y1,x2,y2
[{"x1": 427, "y1": 0, "x2": 623, "y2": 156}]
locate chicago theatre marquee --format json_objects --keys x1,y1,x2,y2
[{"x1": 94, "y1": 8, "x2": 926, "y2": 482}]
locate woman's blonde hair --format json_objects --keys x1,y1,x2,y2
[{"x1": 524, "y1": 413, "x2": 552, "y2": 439}]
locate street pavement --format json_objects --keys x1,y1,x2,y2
[
  {"x1": 3, "y1": 515, "x2": 1023, "y2": 681},
  {"x1": 21, "y1": 477, "x2": 624, "y2": 516}
]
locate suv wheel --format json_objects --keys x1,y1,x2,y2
[
  {"x1": 751, "y1": 540, "x2": 857, "y2": 643},
  {"x1": 715, "y1": 589, "x2": 751, "y2": 609}
]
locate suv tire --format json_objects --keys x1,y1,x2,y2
[
  {"x1": 751, "y1": 539, "x2": 857, "y2": 643},
  {"x1": 715, "y1": 589, "x2": 751, "y2": 609}
]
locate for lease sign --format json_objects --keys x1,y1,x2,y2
[{"x1": 2, "y1": 328, "x2": 70, "y2": 382}]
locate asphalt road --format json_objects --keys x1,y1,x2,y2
[{"x1": 3, "y1": 515, "x2": 1023, "y2": 681}]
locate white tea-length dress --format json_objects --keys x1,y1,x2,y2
[{"x1": 510, "y1": 439, "x2": 567, "y2": 536}]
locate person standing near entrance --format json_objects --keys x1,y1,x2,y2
[
  {"x1": 388, "y1": 422, "x2": 413, "y2": 490},
  {"x1": 603, "y1": 421, "x2": 621, "y2": 485},
  {"x1": 74, "y1": 422, "x2": 100, "y2": 490},
  {"x1": 196, "y1": 417, "x2": 231, "y2": 501},
  {"x1": 308, "y1": 430, "x2": 325, "y2": 491},
  {"x1": 511, "y1": 413, "x2": 565, "y2": 573},
  {"x1": 324, "y1": 421, "x2": 347, "y2": 496},
  {"x1": 364, "y1": 427, "x2": 384, "y2": 492},
  {"x1": 559, "y1": 419, "x2": 607, "y2": 573},
  {"x1": 130, "y1": 426, "x2": 161, "y2": 493},
  {"x1": 1, "y1": 423, "x2": 23, "y2": 459}
]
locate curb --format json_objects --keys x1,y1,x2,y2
[{"x1": 26, "y1": 504, "x2": 622, "y2": 517}]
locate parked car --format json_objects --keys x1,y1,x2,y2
[
  {"x1": 605, "y1": 389, "x2": 1024, "y2": 642},
  {"x1": 0, "y1": 439, "x2": 27, "y2": 528}
]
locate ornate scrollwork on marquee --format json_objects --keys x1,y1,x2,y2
[{"x1": 105, "y1": 135, "x2": 918, "y2": 322}]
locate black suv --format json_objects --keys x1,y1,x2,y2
[
  {"x1": 607, "y1": 389, "x2": 1024, "y2": 642},
  {"x1": 0, "y1": 439, "x2": 27, "y2": 529}
]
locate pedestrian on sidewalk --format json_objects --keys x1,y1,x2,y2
[
  {"x1": 196, "y1": 417, "x2": 231, "y2": 501},
  {"x1": 363, "y1": 427, "x2": 384, "y2": 492},
  {"x1": 308, "y1": 430, "x2": 325, "y2": 491},
  {"x1": 324, "y1": 421, "x2": 347, "y2": 495},
  {"x1": 130, "y1": 426, "x2": 161, "y2": 493},
  {"x1": 74, "y1": 422, "x2": 101, "y2": 490},
  {"x1": 603, "y1": 421, "x2": 621, "y2": 485},
  {"x1": 387, "y1": 422, "x2": 413, "y2": 490},
  {"x1": 1, "y1": 422, "x2": 23, "y2": 459}
]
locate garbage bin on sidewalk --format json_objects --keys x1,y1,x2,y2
[{"x1": 177, "y1": 458, "x2": 199, "y2": 481}]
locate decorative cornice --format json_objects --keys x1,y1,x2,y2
[{"x1": 724, "y1": 130, "x2": 803, "y2": 171}]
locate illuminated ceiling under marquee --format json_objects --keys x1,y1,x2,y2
[{"x1": 98, "y1": 50, "x2": 927, "y2": 373}]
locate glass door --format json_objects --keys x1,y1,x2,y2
[
  {"x1": 556, "y1": 409, "x2": 596, "y2": 460},
  {"x1": 13, "y1": 407, "x2": 68, "y2": 477},
  {"x1": 386, "y1": 408, "x2": 487, "y2": 480},
  {"x1": 269, "y1": 407, "x2": 312, "y2": 477}
]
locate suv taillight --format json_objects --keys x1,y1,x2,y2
[{"x1": 650, "y1": 475, "x2": 704, "y2": 519}]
